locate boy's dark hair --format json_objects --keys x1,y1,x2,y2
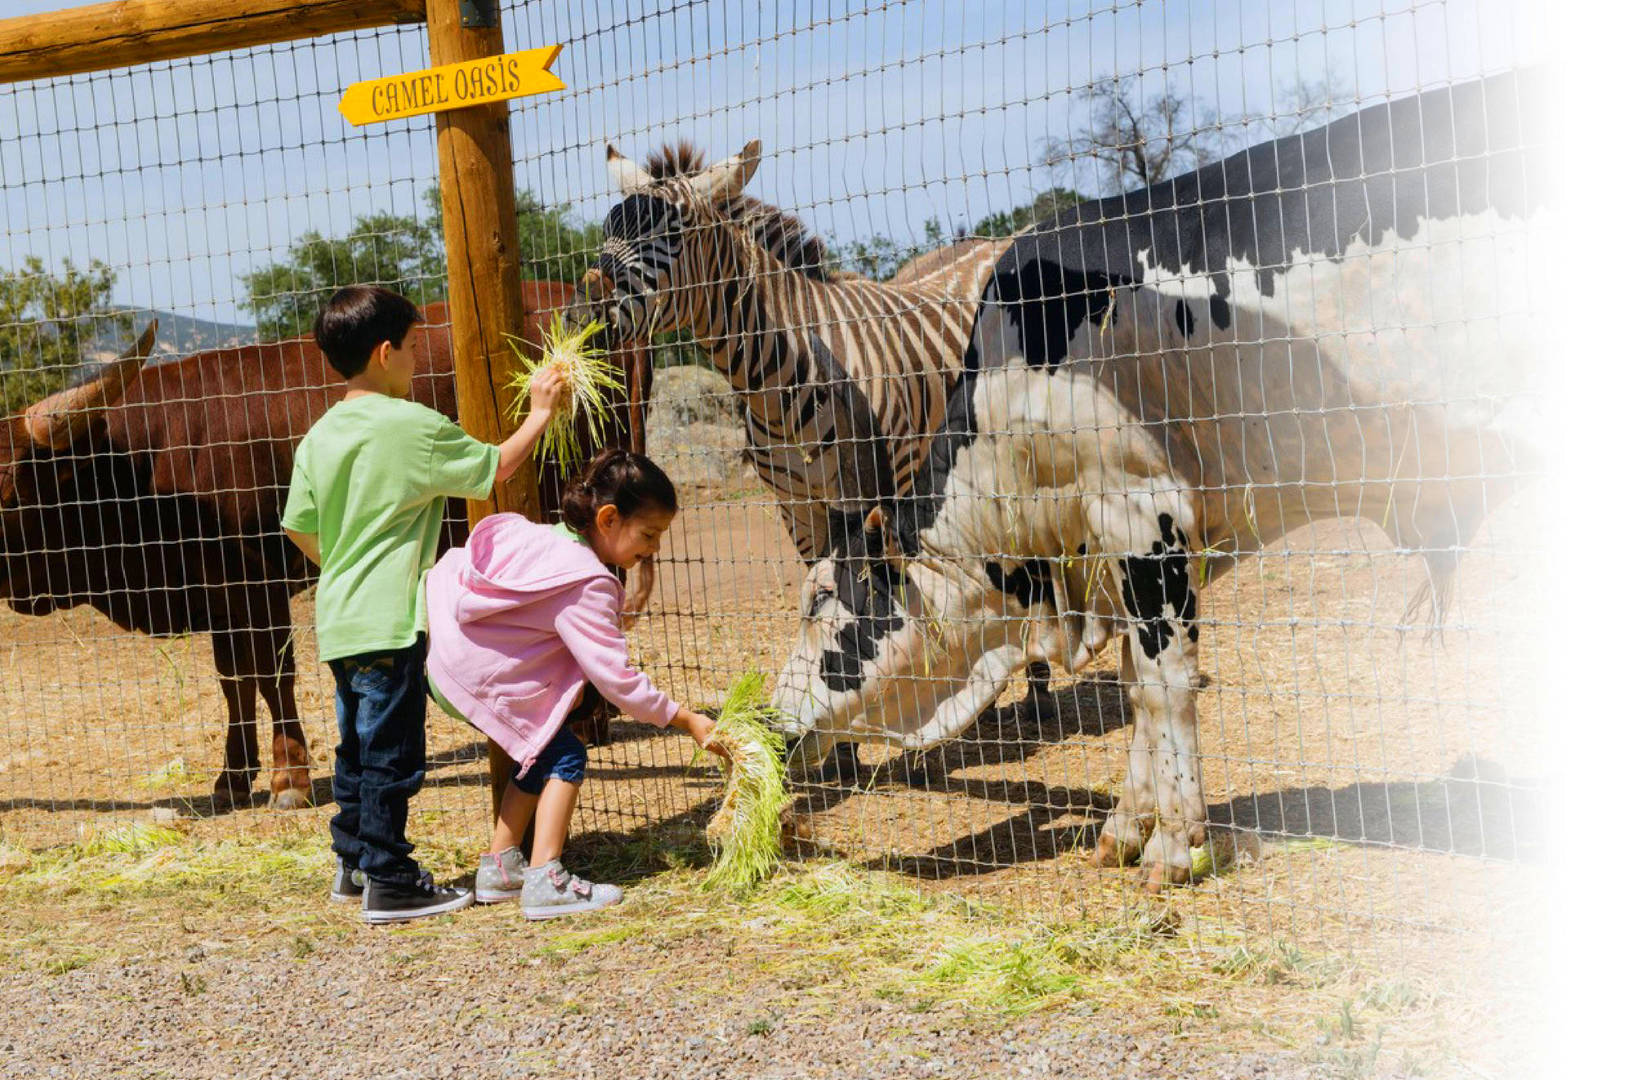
[
  {"x1": 312, "y1": 286, "x2": 422, "y2": 378},
  {"x1": 561, "y1": 448, "x2": 678, "y2": 533}
]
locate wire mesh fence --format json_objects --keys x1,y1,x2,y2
[{"x1": 1, "y1": 0, "x2": 1549, "y2": 961}]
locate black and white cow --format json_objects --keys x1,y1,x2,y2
[{"x1": 771, "y1": 68, "x2": 1548, "y2": 889}]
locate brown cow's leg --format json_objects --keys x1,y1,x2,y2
[
  {"x1": 261, "y1": 627, "x2": 311, "y2": 810},
  {"x1": 212, "y1": 667, "x2": 261, "y2": 811}
]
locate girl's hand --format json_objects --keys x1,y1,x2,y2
[{"x1": 674, "y1": 709, "x2": 727, "y2": 759}]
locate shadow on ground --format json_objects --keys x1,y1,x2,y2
[{"x1": 779, "y1": 676, "x2": 1544, "y2": 880}]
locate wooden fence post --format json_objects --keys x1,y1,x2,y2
[{"x1": 424, "y1": 0, "x2": 534, "y2": 821}]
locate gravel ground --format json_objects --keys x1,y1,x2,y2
[{"x1": 1, "y1": 922, "x2": 1341, "y2": 1080}]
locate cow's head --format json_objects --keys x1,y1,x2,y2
[
  {"x1": 771, "y1": 504, "x2": 1109, "y2": 773},
  {"x1": 0, "y1": 322, "x2": 157, "y2": 613}
]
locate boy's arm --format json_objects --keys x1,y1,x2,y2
[
  {"x1": 494, "y1": 363, "x2": 570, "y2": 484},
  {"x1": 281, "y1": 450, "x2": 321, "y2": 566},
  {"x1": 495, "y1": 406, "x2": 554, "y2": 484},
  {"x1": 285, "y1": 529, "x2": 322, "y2": 567}
]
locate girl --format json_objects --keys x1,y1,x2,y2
[{"x1": 424, "y1": 447, "x2": 719, "y2": 919}]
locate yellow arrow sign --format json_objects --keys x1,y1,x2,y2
[{"x1": 338, "y1": 45, "x2": 566, "y2": 126}]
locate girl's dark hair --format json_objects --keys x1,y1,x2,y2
[
  {"x1": 561, "y1": 448, "x2": 678, "y2": 533},
  {"x1": 313, "y1": 285, "x2": 422, "y2": 378}
]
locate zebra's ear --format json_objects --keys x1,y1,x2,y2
[
  {"x1": 688, "y1": 139, "x2": 762, "y2": 203},
  {"x1": 607, "y1": 144, "x2": 655, "y2": 194}
]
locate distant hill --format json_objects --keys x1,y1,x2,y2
[{"x1": 88, "y1": 309, "x2": 257, "y2": 359}]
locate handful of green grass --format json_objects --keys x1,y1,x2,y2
[
  {"x1": 699, "y1": 672, "x2": 791, "y2": 893},
  {"x1": 504, "y1": 312, "x2": 625, "y2": 467}
]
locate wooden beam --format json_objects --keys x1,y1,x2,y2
[
  {"x1": 0, "y1": 0, "x2": 426, "y2": 85},
  {"x1": 426, "y1": 0, "x2": 538, "y2": 822}
]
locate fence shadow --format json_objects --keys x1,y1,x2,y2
[
  {"x1": 793, "y1": 670, "x2": 1130, "y2": 803},
  {"x1": 866, "y1": 755, "x2": 1544, "y2": 881},
  {"x1": 1208, "y1": 755, "x2": 1544, "y2": 862}
]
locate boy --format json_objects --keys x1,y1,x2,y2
[{"x1": 283, "y1": 285, "x2": 566, "y2": 924}]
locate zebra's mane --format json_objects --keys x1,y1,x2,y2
[{"x1": 644, "y1": 141, "x2": 843, "y2": 282}]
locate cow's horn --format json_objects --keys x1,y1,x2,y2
[{"x1": 23, "y1": 319, "x2": 157, "y2": 450}]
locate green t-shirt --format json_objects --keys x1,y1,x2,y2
[{"x1": 282, "y1": 394, "x2": 499, "y2": 662}]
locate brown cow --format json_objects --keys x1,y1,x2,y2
[{"x1": 0, "y1": 281, "x2": 647, "y2": 811}]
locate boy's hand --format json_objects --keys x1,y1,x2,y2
[{"x1": 529, "y1": 362, "x2": 569, "y2": 417}]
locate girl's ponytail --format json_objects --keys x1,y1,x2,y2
[{"x1": 560, "y1": 447, "x2": 678, "y2": 533}]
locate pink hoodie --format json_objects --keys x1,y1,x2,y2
[{"x1": 423, "y1": 513, "x2": 679, "y2": 773}]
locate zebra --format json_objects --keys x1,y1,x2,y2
[{"x1": 580, "y1": 140, "x2": 1006, "y2": 564}]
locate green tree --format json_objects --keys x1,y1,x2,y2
[
  {"x1": 242, "y1": 189, "x2": 605, "y2": 341},
  {"x1": 0, "y1": 256, "x2": 133, "y2": 415},
  {"x1": 512, "y1": 192, "x2": 603, "y2": 285},
  {"x1": 423, "y1": 187, "x2": 603, "y2": 284},
  {"x1": 832, "y1": 218, "x2": 949, "y2": 281},
  {"x1": 240, "y1": 212, "x2": 444, "y2": 342},
  {"x1": 970, "y1": 187, "x2": 1085, "y2": 238}
]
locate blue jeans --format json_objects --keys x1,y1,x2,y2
[
  {"x1": 328, "y1": 637, "x2": 427, "y2": 886},
  {"x1": 512, "y1": 724, "x2": 588, "y2": 794}
]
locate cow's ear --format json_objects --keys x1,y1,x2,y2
[{"x1": 862, "y1": 505, "x2": 904, "y2": 562}]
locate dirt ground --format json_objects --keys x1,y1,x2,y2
[{"x1": 0, "y1": 369, "x2": 1549, "y2": 1077}]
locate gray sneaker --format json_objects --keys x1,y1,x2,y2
[
  {"x1": 475, "y1": 846, "x2": 528, "y2": 903},
  {"x1": 330, "y1": 856, "x2": 364, "y2": 902},
  {"x1": 521, "y1": 860, "x2": 623, "y2": 920}
]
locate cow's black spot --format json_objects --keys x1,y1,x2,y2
[
  {"x1": 993, "y1": 258, "x2": 1115, "y2": 370},
  {"x1": 1209, "y1": 293, "x2": 1232, "y2": 330},
  {"x1": 820, "y1": 583, "x2": 904, "y2": 693},
  {"x1": 818, "y1": 514, "x2": 908, "y2": 693},
  {"x1": 1173, "y1": 300, "x2": 1196, "y2": 337},
  {"x1": 984, "y1": 558, "x2": 1056, "y2": 610},
  {"x1": 1120, "y1": 515, "x2": 1196, "y2": 660},
  {"x1": 820, "y1": 637, "x2": 868, "y2": 693}
]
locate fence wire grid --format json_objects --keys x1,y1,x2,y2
[{"x1": 0, "y1": 0, "x2": 1550, "y2": 956}]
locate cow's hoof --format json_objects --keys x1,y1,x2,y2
[
  {"x1": 269, "y1": 786, "x2": 313, "y2": 811},
  {"x1": 1142, "y1": 860, "x2": 1193, "y2": 894},
  {"x1": 210, "y1": 777, "x2": 254, "y2": 812},
  {"x1": 1088, "y1": 826, "x2": 1142, "y2": 868},
  {"x1": 1139, "y1": 829, "x2": 1195, "y2": 892}
]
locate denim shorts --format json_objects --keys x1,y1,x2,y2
[{"x1": 512, "y1": 724, "x2": 587, "y2": 793}]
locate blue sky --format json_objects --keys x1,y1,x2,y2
[{"x1": 0, "y1": 0, "x2": 1542, "y2": 327}]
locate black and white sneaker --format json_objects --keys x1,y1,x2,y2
[
  {"x1": 330, "y1": 857, "x2": 365, "y2": 902},
  {"x1": 361, "y1": 872, "x2": 473, "y2": 924}
]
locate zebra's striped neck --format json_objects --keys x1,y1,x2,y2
[{"x1": 688, "y1": 227, "x2": 803, "y2": 409}]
